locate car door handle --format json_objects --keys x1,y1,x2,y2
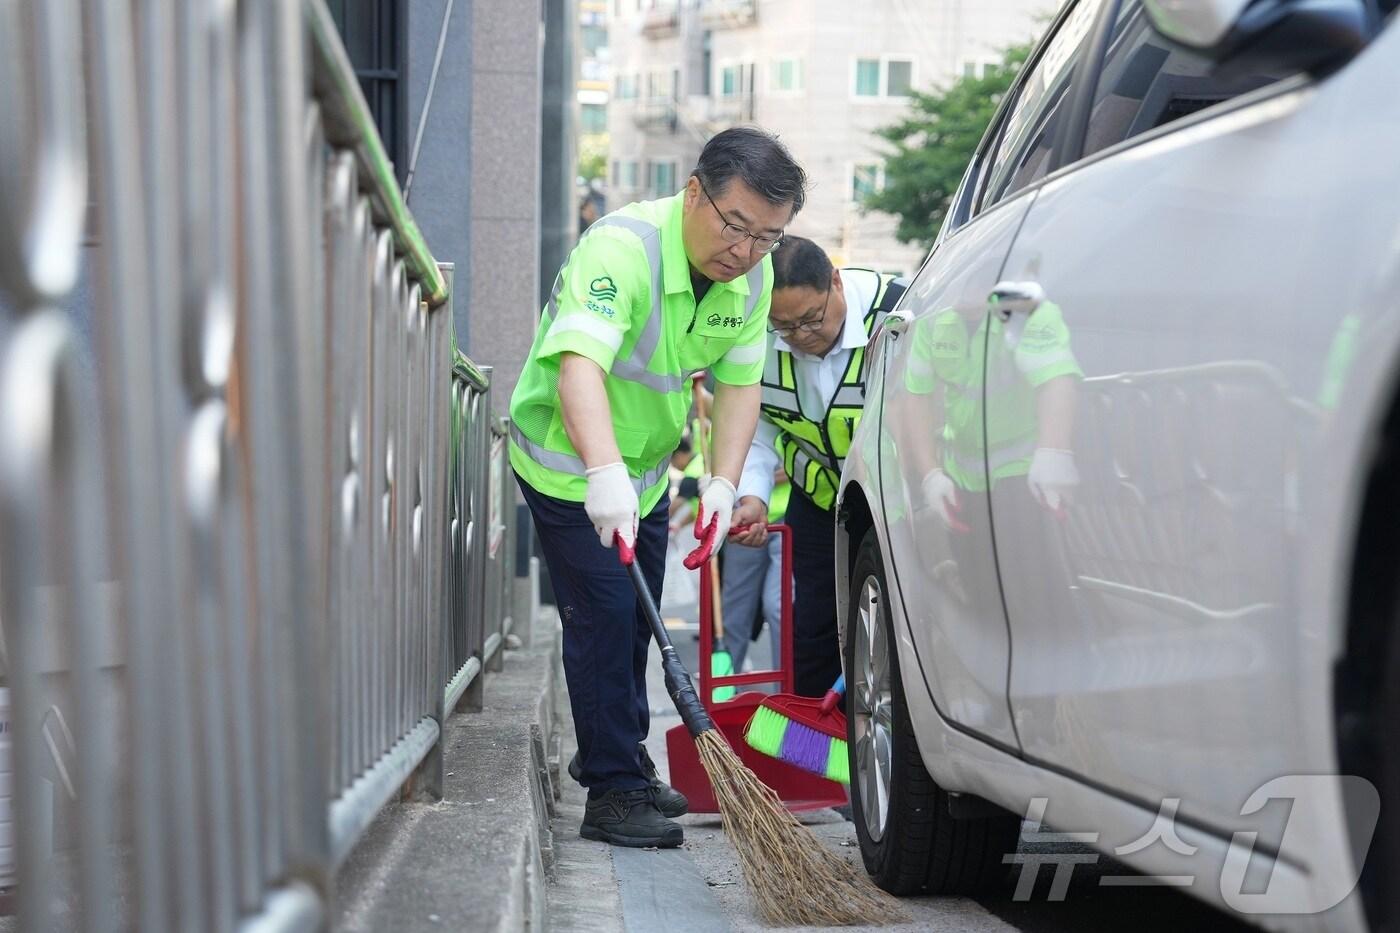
[
  {"x1": 989, "y1": 281, "x2": 1045, "y2": 321},
  {"x1": 883, "y1": 308, "x2": 913, "y2": 337}
]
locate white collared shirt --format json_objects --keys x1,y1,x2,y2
[{"x1": 738, "y1": 269, "x2": 879, "y2": 504}]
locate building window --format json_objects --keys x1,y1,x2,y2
[
  {"x1": 328, "y1": 0, "x2": 404, "y2": 179},
  {"x1": 646, "y1": 70, "x2": 676, "y2": 102},
  {"x1": 851, "y1": 161, "x2": 885, "y2": 202},
  {"x1": 623, "y1": 160, "x2": 640, "y2": 190},
  {"x1": 719, "y1": 62, "x2": 754, "y2": 99},
  {"x1": 581, "y1": 22, "x2": 607, "y2": 57},
  {"x1": 612, "y1": 159, "x2": 621, "y2": 186},
  {"x1": 650, "y1": 160, "x2": 677, "y2": 196},
  {"x1": 701, "y1": 31, "x2": 713, "y2": 96},
  {"x1": 886, "y1": 59, "x2": 913, "y2": 96},
  {"x1": 770, "y1": 58, "x2": 803, "y2": 94},
  {"x1": 854, "y1": 56, "x2": 916, "y2": 99},
  {"x1": 854, "y1": 59, "x2": 881, "y2": 97},
  {"x1": 721, "y1": 64, "x2": 740, "y2": 97},
  {"x1": 581, "y1": 103, "x2": 607, "y2": 134},
  {"x1": 615, "y1": 73, "x2": 641, "y2": 100}
]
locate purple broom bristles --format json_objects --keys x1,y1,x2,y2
[{"x1": 779, "y1": 720, "x2": 831, "y2": 776}]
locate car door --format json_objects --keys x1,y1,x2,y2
[
  {"x1": 874, "y1": 0, "x2": 1108, "y2": 748},
  {"x1": 985, "y1": 0, "x2": 1387, "y2": 834}
]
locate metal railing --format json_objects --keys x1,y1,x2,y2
[
  {"x1": 0, "y1": 2, "x2": 523, "y2": 931},
  {"x1": 440, "y1": 352, "x2": 523, "y2": 708}
]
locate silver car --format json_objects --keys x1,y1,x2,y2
[{"x1": 835, "y1": 0, "x2": 1400, "y2": 929}]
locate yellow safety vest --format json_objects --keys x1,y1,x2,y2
[{"x1": 759, "y1": 271, "x2": 902, "y2": 511}]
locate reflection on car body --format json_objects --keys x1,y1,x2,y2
[{"x1": 833, "y1": 0, "x2": 1400, "y2": 928}]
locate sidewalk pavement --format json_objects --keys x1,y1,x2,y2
[
  {"x1": 546, "y1": 619, "x2": 1021, "y2": 933},
  {"x1": 334, "y1": 607, "x2": 563, "y2": 933}
]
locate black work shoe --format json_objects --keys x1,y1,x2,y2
[
  {"x1": 581, "y1": 788, "x2": 684, "y2": 848},
  {"x1": 639, "y1": 744, "x2": 689, "y2": 818},
  {"x1": 570, "y1": 745, "x2": 689, "y2": 818}
]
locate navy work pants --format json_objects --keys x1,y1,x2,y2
[
  {"x1": 786, "y1": 486, "x2": 843, "y2": 697},
  {"x1": 517, "y1": 473, "x2": 668, "y2": 795}
]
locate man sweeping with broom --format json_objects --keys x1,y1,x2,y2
[{"x1": 509, "y1": 127, "x2": 804, "y2": 849}]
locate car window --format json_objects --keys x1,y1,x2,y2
[
  {"x1": 982, "y1": 0, "x2": 1107, "y2": 209},
  {"x1": 1081, "y1": 1, "x2": 1299, "y2": 158},
  {"x1": 940, "y1": 146, "x2": 987, "y2": 239}
]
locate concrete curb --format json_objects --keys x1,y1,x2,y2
[{"x1": 333, "y1": 611, "x2": 562, "y2": 932}]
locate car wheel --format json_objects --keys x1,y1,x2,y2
[{"x1": 846, "y1": 526, "x2": 1020, "y2": 895}]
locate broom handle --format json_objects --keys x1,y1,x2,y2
[
  {"x1": 819, "y1": 674, "x2": 846, "y2": 716},
  {"x1": 618, "y1": 533, "x2": 716, "y2": 738},
  {"x1": 709, "y1": 556, "x2": 724, "y2": 640},
  {"x1": 694, "y1": 374, "x2": 725, "y2": 642}
]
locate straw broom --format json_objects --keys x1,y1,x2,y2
[{"x1": 617, "y1": 535, "x2": 907, "y2": 925}]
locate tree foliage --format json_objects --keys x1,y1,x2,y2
[
  {"x1": 577, "y1": 135, "x2": 609, "y2": 184},
  {"x1": 865, "y1": 44, "x2": 1030, "y2": 249}
]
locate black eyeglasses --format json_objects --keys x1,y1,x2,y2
[
  {"x1": 697, "y1": 178, "x2": 783, "y2": 254},
  {"x1": 767, "y1": 282, "x2": 832, "y2": 337}
]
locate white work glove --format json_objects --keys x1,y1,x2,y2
[
  {"x1": 683, "y1": 475, "x2": 737, "y2": 568},
  {"x1": 920, "y1": 468, "x2": 968, "y2": 532},
  {"x1": 584, "y1": 462, "x2": 639, "y2": 549},
  {"x1": 1027, "y1": 448, "x2": 1078, "y2": 514}
]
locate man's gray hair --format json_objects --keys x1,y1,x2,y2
[{"x1": 692, "y1": 126, "x2": 807, "y2": 216}]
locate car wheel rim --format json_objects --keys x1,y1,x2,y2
[{"x1": 853, "y1": 572, "x2": 892, "y2": 843}]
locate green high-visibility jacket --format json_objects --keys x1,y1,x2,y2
[
  {"x1": 906, "y1": 302, "x2": 1083, "y2": 491},
  {"x1": 759, "y1": 270, "x2": 902, "y2": 511},
  {"x1": 510, "y1": 192, "x2": 771, "y2": 513}
]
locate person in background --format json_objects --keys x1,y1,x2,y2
[
  {"x1": 730, "y1": 237, "x2": 906, "y2": 696},
  {"x1": 667, "y1": 433, "x2": 704, "y2": 529}
]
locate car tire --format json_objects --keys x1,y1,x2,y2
[{"x1": 845, "y1": 526, "x2": 1020, "y2": 895}]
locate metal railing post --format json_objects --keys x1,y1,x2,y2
[
  {"x1": 417, "y1": 262, "x2": 455, "y2": 801},
  {"x1": 486, "y1": 418, "x2": 507, "y2": 674}
]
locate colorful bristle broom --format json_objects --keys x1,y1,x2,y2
[
  {"x1": 739, "y1": 672, "x2": 845, "y2": 778},
  {"x1": 744, "y1": 675, "x2": 849, "y2": 784}
]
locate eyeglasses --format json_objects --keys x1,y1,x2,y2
[
  {"x1": 767, "y1": 282, "x2": 832, "y2": 337},
  {"x1": 697, "y1": 177, "x2": 783, "y2": 254}
]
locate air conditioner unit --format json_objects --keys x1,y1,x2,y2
[{"x1": 700, "y1": 0, "x2": 757, "y2": 29}]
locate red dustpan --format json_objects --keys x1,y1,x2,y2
[{"x1": 664, "y1": 524, "x2": 847, "y2": 813}]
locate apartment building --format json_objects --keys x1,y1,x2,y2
[
  {"x1": 606, "y1": 0, "x2": 1051, "y2": 275},
  {"x1": 579, "y1": 0, "x2": 611, "y2": 180}
]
